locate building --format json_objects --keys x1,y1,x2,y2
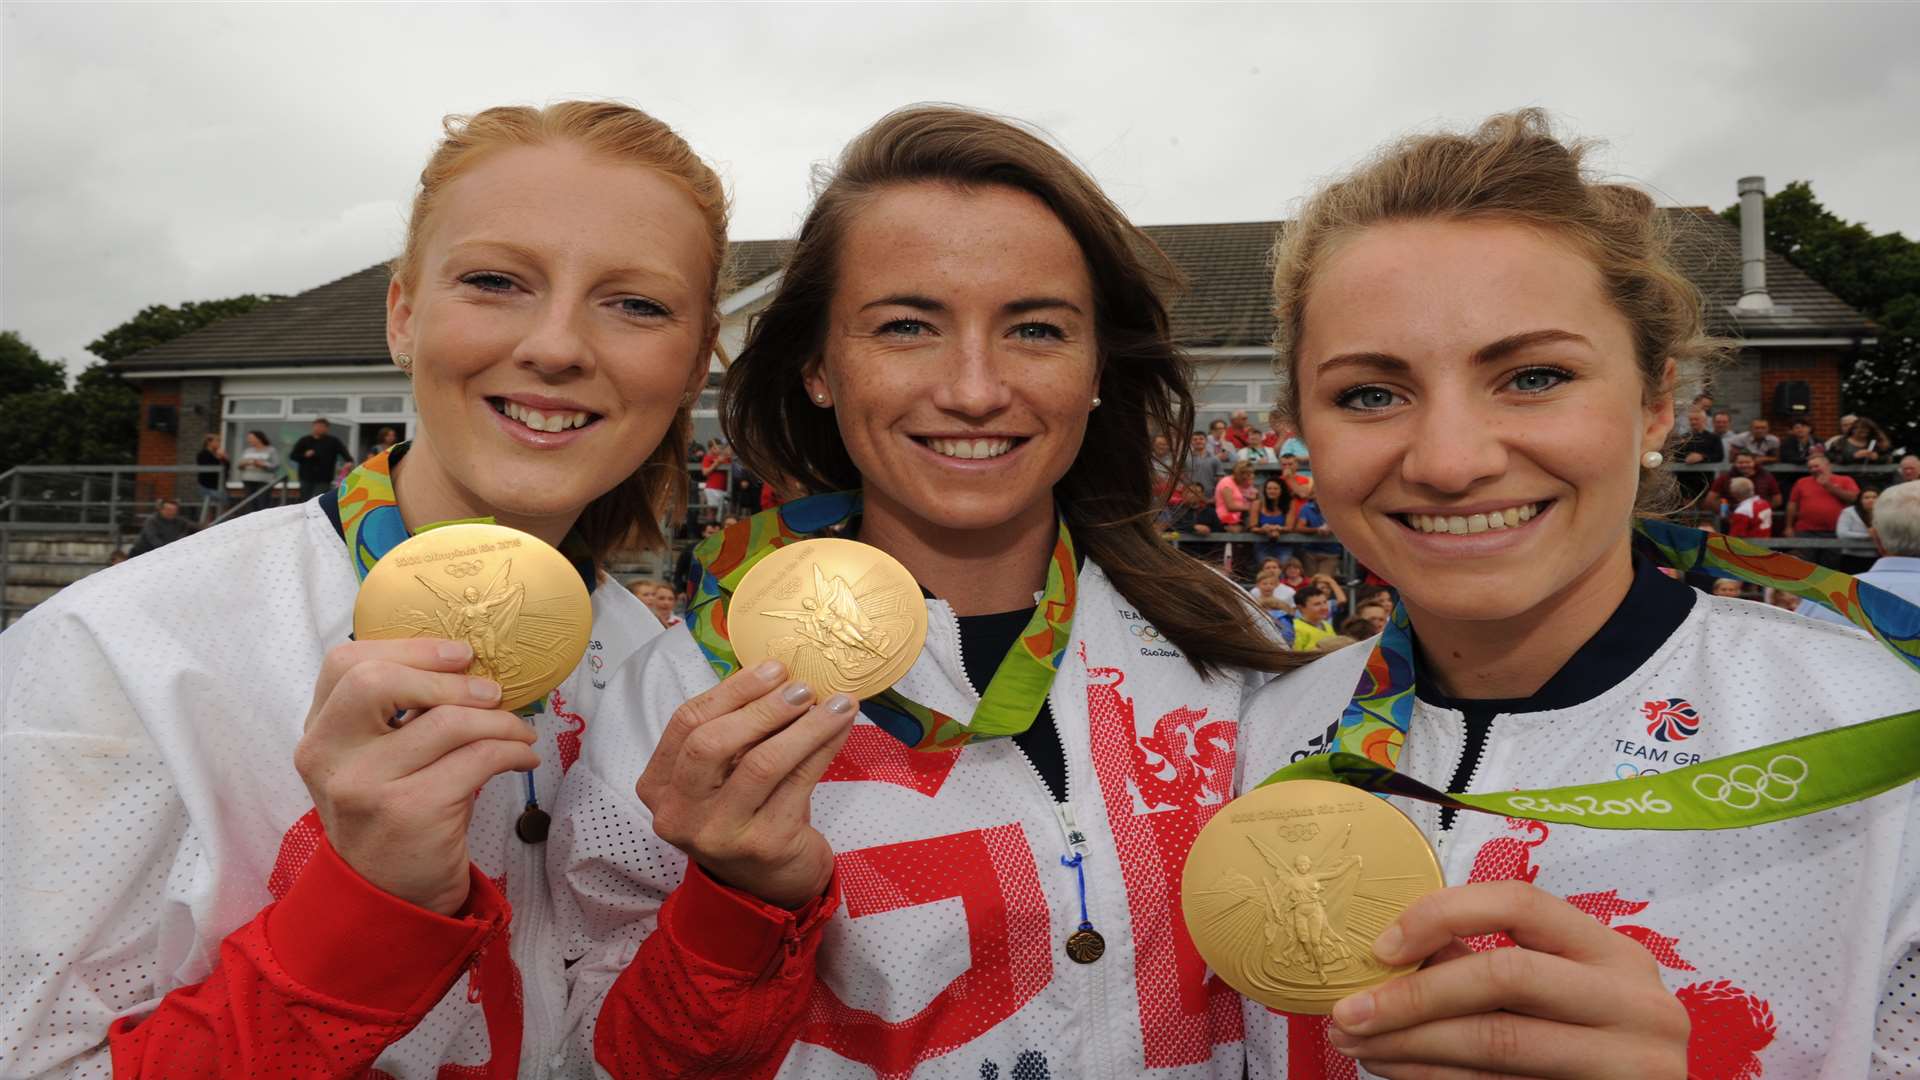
[{"x1": 112, "y1": 179, "x2": 1875, "y2": 494}]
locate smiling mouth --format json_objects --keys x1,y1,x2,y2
[
  {"x1": 489, "y1": 397, "x2": 602, "y2": 434},
  {"x1": 915, "y1": 436, "x2": 1027, "y2": 461},
  {"x1": 1395, "y1": 500, "x2": 1554, "y2": 535}
]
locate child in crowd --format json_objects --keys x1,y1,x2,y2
[{"x1": 1725, "y1": 475, "x2": 1772, "y2": 537}]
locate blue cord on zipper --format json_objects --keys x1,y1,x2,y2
[{"x1": 1061, "y1": 852, "x2": 1093, "y2": 933}]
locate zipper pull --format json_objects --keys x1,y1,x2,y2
[{"x1": 1053, "y1": 801, "x2": 1089, "y2": 856}]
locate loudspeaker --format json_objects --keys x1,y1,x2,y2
[
  {"x1": 1772, "y1": 381, "x2": 1810, "y2": 417},
  {"x1": 146, "y1": 404, "x2": 177, "y2": 434}
]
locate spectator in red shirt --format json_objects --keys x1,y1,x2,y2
[
  {"x1": 698, "y1": 440, "x2": 731, "y2": 510},
  {"x1": 1222, "y1": 409, "x2": 1254, "y2": 449},
  {"x1": 1725, "y1": 476, "x2": 1772, "y2": 538},
  {"x1": 1707, "y1": 451, "x2": 1780, "y2": 519},
  {"x1": 1786, "y1": 449, "x2": 1861, "y2": 547}
]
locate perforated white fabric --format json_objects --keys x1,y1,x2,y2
[
  {"x1": 1238, "y1": 593, "x2": 1920, "y2": 1080},
  {"x1": 0, "y1": 501, "x2": 659, "y2": 1077}
]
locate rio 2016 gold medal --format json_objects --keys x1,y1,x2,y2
[
  {"x1": 1181, "y1": 778, "x2": 1444, "y2": 1015},
  {"x1": 728, "y1": 538, "x2": 927, "y2": 700},
  {"x1": 353, "y1": 522, "x2": 592, "y2": 712}
]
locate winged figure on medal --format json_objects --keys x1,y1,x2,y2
[
  {"x1": 762, "y1": 563, "x2": 916, "y2": 694},
  {"x1": 1188, "y1": 823, "x2": 1433, "y2": 993},
  {"x1": 374, "y1": 560, "x2": 572, "y2": 693}
]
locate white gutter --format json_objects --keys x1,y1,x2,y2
[
  {"x1": 119, "y1": 364, "x2": 389, "y2": 380},
  {"x1": 720, "y1": 271, "x2": 783, "y2": 316}
]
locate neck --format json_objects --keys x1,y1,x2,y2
[
  {"x1": 857, "y1": 490, "x2": 1057, "y2": 616},
  {"x1": 389, "y1": 441, "x2": 580, "y2": 550},
  {"x1": 1404, "y1": 533, "x2": 1636, "y2": 701}
]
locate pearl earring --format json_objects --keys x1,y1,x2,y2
[
  {"x1": 1642, "y1": 450, "x2": 1665, "y2": 469},
  {"x1": 1090, "y1": 396, "x2": 1102, "y2": 409},
  {"x1": 814, "y1": 392, "x2": 829, "y2": 406}
]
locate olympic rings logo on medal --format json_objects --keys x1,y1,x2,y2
[
  {"x1": 444, "y1": 560, "x2": 485, "y2": 578},
  {"x1": 1690, "y1": 755, "x2": 1809, "y2": 809}
]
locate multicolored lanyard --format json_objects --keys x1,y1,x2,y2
[
  {"x1": 688, "y1": 491, "x2": 1076, "y2": 751},
  {"x1": 1262, "y1": 518, "x2": 1920, "y2": 830}
]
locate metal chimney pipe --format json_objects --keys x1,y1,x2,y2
[{"x1": 1736, "y1": 176, "x2": 1774, "y2": 311}]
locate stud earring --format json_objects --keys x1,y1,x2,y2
[
  {"x1": 813, "y1": 392, "x2": 829, "y2": 406},
  {"x1": 1642, "y1": 450, "x2": 1665, "y2": 469},
  {"x1": 393, "y1": 353, "x2": 412, "y2": 374},
  {"x1": 680, "y1": 391, "x2": 696, "y2": 407},
  {"x1": 1091, "y1": 396, "x2": 1102, "y2": 409}
]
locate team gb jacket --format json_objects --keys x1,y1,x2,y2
[
  {"x1": 549, "y1": 560, "x2": 1271, "y2": 1078},
  {"x1": 0, "y1": 500, "x2": 659, "y2": 1078}
]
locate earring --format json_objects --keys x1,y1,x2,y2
[
  {"x1": 1091, "y1": 396, "x2": 1102, "y2": 409},
  {"x1": 813, "y1": 392, "x2": 829, "y2": 406},
  {"x1": 393, "y1": 353, "x2": 412, "y2": 374},
  {"x1": 1642, "y1": 450, "x2": 1665, "y2": 469},
  {"x1": 680, "y1": 391, "x2": 696, "y2": 407}
]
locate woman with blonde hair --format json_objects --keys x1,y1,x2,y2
[
  {"x1": 1239, "y1": 110, "x2": 1920, "y2": 1078},
  {"x1": 553, "y1": 104, "x2": 1302, "y2": 1078},
  {"x1": 1, "y1": 101, "x2": 726, "y2": 1076}
]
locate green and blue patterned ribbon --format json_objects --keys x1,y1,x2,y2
[
  {"x1": 688, "y1": 491, "x2": 1076, "y2": 751},
  {"x1": 1260, "y1": 519, "x2": 1920, "y2": 830}
]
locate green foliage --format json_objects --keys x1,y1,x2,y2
[
  {"x1": 0, "y1": 331, "x2": 66, "y2": 398},
  {"x1": 86, "y1": 294, "x2": 283, "y2": 364},
  {"x1": 0, "y1": 334, "x2": 139, "y2": 475},
  {"x1": 1723, "y1": 183, "x2": 1920, "y2": 447}
]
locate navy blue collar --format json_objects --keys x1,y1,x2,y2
[{"x1": 1414, "y1": 556, "x2": 1696, "y2": 715}]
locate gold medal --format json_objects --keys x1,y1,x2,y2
[
  {"x1": 353, "y1": 523, "x2": 592, "y2": 711},
  {"x1": 728, "y1": 538, "x2": 926, "y2": 700},
  {"x1": 1181, "y1": 779, "x2": 1444, "y2": 1015}
]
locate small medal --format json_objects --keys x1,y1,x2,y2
[
  {"x1": 353, "y1": 523, "x2": 592, "y2": 711},
  {"x1": 1181, "y1": 779, "x2": 1444, "y2": 1015},
  {"x1": 1065, "y1": 926, "x2": 1106, "y2": 964},
  {"x1": 728, "y1": 538, "x2": 927, "y2": 700}
]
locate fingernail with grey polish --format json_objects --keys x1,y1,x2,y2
[
  {"x1": 782, "y1": 682, "x2": 814, "y2": 707},
  {"x1": 825, "y1": 694, "x2": 855, "y2": 715},
  {"x1": 754, "y1": 659, "x2": 785, "y2": 681}
]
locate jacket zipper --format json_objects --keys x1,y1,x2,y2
[
  {"x1": 511, "y1": 817, "x2": 559, "y2": 1076},
  {"x1": 1437, "y1": 707, "x2": 1495, "y2": 849}
]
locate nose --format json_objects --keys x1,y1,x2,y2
[
  {"x1": 1396, "y1": 389, "x2": 1508, "y2": 495},
  {"x1": 929, "y1": 331, "x2": 1013, "y2": 418},
  {"x1": 512, "y1": 295, "x2": 595, "y2": 377}
]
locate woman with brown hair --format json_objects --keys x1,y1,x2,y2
[
  {"x1": 1238, "y1": 110, "x2": 1920, "y2": 1078},
  {"x1": 553, "y1": 104, "x2": 1302, "y2": 1078},
  {"x1": 1, "y1": 101, "x2": 725, "y2": 1076}
]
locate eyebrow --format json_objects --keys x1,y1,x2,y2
[
  {"x1": 858, "y1": 294, "x2": 1085, "y2": 317},
  {"x1": 1317, "y1": 328, "x2": 1594, "y2": 376}
]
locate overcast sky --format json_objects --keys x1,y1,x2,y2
[{"x1": 4, "y1": 2, "x2": 1917, "y2": 372}]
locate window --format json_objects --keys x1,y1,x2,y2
[
  {"x1": 225, "y1": 397, "x2": 283, "y2": 417},
  {"x1": 359, "y1": 395, "x2": 409, "y2": 415},
  {"x1": 290, "y1": 396, "x2": 350, "y2": 417}
]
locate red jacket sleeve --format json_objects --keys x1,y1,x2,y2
[
  {"x1": 594, "y1": 863, "x2": 839, "y2": 1080},
  {"x1": 107, "y1": 831, "x2": 509, "y2": 1078}
]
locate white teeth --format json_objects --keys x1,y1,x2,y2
[
  {"x1": 1405, "y1": 502, "x2": 1544, "y2": 534},
  {"x1": 498, "y1": 400, "x2": 594, "y2": 432},
  {"x1": 926, "y1": 437, "x2": 1014, "y2": 460}
]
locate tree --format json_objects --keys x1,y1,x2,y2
[
  {"x1": 86, "y1": 294, "x2": 283, "y2": 364},
  {"x1": 1723, "y1": 182, "x2": 1920, "y2": 448},
  {"x1": 0, "y1": 330, "x2": 66, "y2": 398}
]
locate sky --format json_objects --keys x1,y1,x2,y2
[{"x1": 4, "y1": 2, "x2": 1918, "y2": 372}]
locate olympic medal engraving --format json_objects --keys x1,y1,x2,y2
[
  {"x1": 354, "y1": 523, "x2": 592, "y2": 711},
  {"x1": 729, "y1": 538, "x2": 926, "y2": 700},
  {"x1": 1181, "y1": 779, "x2": 1444, "y2": 1015}
]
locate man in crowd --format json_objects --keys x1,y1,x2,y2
[
  {"x1": 1801, "y1": 481, "x2": 1920, "y2": 626},
  {"x1": 1708, "y1": 452, "x2": 1782, "y2": 519},
  {"x1": 1785, "y1": 449, "x2": 1861, "y2": 561},
  {"x1": 1725, "y1": 417, "x2": 1781, "y2": 464},
  {"x1": 1184, "y1": 430, "x2": 1230, "y2": 495},
  {"x1": 1279, "y1": 582, "x2": 1336, "y2": 651},
  {"x1": 1221, "y1": 410, "x2": 1255, "y2": 450},
  {"x1": 1725, "y1": 476, "x2": 1772, "y2": 537},
  {"x1": 1673, "y1": 408, "x2": 1724, "y2": 504},
  {"x1": 129, "y1": 499, "x2": 194, "y2": 557},
  {"x1": 1778, "y1": 418, "x2": 1818, "y2": 466},
  {"x1": 290, "y1": 418, "x2": 351, "y2": 502},
  {"x1": 1902, "y1": 455, "x2": 1920, "y2": 485}
]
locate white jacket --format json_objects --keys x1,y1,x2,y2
[
  {"x1": 551, "y1": 560, "x2": 1267, "y2": 1078},
  {"x1": 0, "y1": 500, "x2": 659, "y2": 1078},
  {"x1": 1237, "y1": 578, "x2": 1920, "y2": 1079}
]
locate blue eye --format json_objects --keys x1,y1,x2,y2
[
  {"x1": 878, "y1": 319, "x2": 931, "y2": 337},
  {"x1": 1336, "y1": 385, "x2": 1400, "y2": 411},
  {"x1": 617, "y1": 296, "x2": 669, "y2": 319},
  {"x1": 461, "y1": 272, "x2": 514, "y2": 292},
  {"x1": 1012, "y1": 322, "x2": 1064, "y2": 342},
  {"x1": 1510, "y1": 367, "x2": 1571, "y2": 393}
]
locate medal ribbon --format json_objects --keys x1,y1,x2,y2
[
  {"x1": 687, "y1": 491, "x2": 1077, "y2": 751},
  {"x1": 1260, "y1": 519, "x2": 1920, "y2": 829}
]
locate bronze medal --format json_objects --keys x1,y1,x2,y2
[
  {"x1": 1065, "y1": 927, "x2": 1106, "y2": 964},
  {"x1": 1181, "y1": 779, "x2": 1444, "y2": 1015},
  {"x1": 728, "y1": 538, "x2": 927, "y2": 700},
  {"x1": 353, "y1": 522, "x2": 592, "y2": 712}
]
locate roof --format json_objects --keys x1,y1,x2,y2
[{"x1": 114, "y1": 210, "x2": 1873, "y2": 372}]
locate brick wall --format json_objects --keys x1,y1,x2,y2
[
  {"x1": 135, "y1": 382, "x2": 181, "y2": 502},
  {"x1": 1759, "y1": 349, "x2": 1844, "y2": 437}
]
